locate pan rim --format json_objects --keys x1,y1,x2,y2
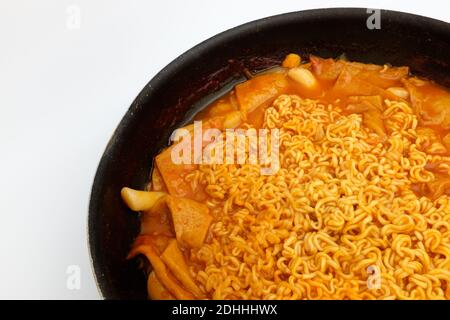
[{"x1": 87, "y1": 7, "x2": 450, "y2": 299}]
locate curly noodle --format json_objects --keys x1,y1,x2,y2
[{"x1": 185, "y1": 95, "x2": 450, "y2": 300}]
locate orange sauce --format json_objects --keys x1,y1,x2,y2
[{"x1": 133, "y1": 55, "x2": 450, "y2": 300}]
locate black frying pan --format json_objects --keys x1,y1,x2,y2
[{"x1": 88, "y1": 8, "x2": 450, "y2": 299}]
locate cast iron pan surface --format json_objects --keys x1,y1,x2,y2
[{"x1": 88, "y1": 8, "x2": 450, "y2": 299}]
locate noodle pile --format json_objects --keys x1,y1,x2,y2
[{"x1": 186, "y1": 94, "x2": 450, "y2": 299}]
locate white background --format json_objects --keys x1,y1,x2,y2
[{"x1": 0, "y1": 0, "x2": 448, "y2": 299}]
